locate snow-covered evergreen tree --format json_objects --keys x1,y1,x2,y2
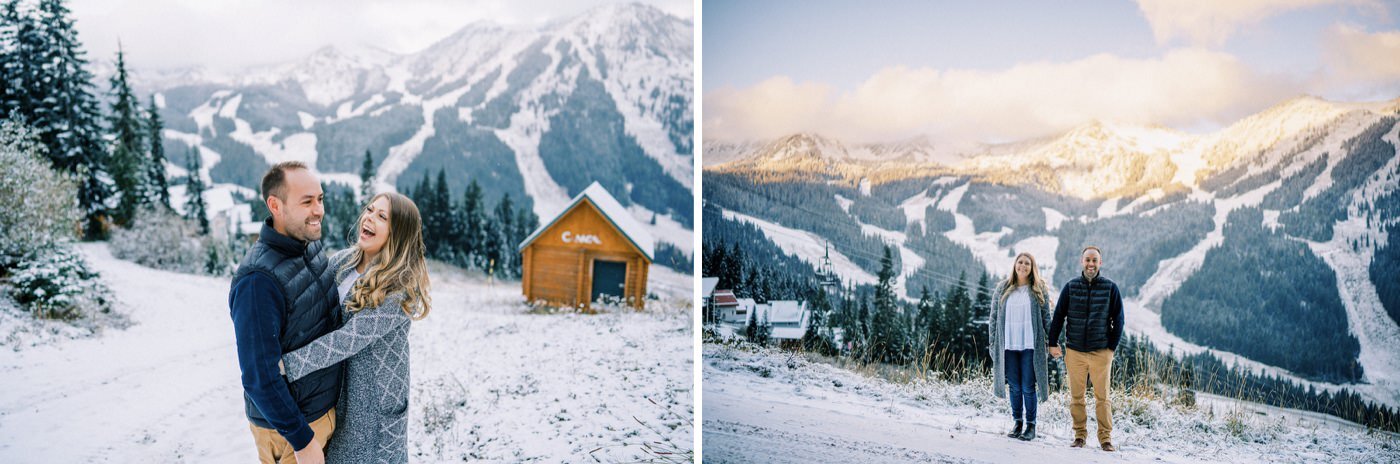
[
  {"x1": 803, "y1": 285, "x2": 836, "y2": 355},
  {"x1": 0, "y1": 0, "x2": 38, "y2": 122},
  {"x1": 944, "y1": 271, "x2": 980, "y2": 364},
  {"x1": 722, "y1": 242, "x2": 743, "y2": 291},
  {"x1": 182, "y1": 147, "x2": 209, "y2": 235},
  {"x1": 914, "y1": 285, "x2": 935, "y2": 354},
  {"x1": 494, "y1": 192, "x2": 516, "y2": 277},
  {"x1": 856, "y1": 297, "x2": 870, "y2": 355},
  {"x1": 739, "y1": 267, "x2": 759, "y2": 300},
  {"x1": 868, "y1": 246, "x2": 908, "y2": 364},
  {"x1": 106, "y1": 46, "x2": 148, "y2": 226},
  {"x1": 144, "y1": 95, "x2": 169, "y2": 209},
  {"x1": 358, "y1": 149, "x2": 375, "y2": 202},
  {"x1": 322, "y1": 181, "x2": 358, "y2": 249},
  {"x1": 460, "y1": 179, "x2": 485, "y2": 268},
  {"x1": 514, "y1": 205, "x2": 538, "y2": 254},
  {"x1": 10, "y1": 245, "x2": 111, "y2": 319},
  {"x1": 423, "y1": 169, "x2": 452, "y2": 258},
  {"x1": 30, "y1": 0, "x2": 110, "y2": 239},
  {"x1": 972, "y1": 271, "x2": 992, "y2": 361}
]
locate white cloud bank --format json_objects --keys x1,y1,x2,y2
[
  {"x1": 1322, "y1": 24, "x2": 1400, "y2": 98},
  {"x1": 704, "y1": 48, "x2": 1298, "y2": 144},
  {"x1": 72, "y1": 0, "x2": 693, "y2": 71},
  {"x1": 1134, "y1": 0, "x2": 1382, "y2": 46}
]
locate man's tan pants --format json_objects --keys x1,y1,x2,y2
[
  {"x1": 248, "y1": 408, "x2": 336, "y2": 464},
  {"x1": 1065, "y1": 348, "x2": 1113, "y2": 443}
]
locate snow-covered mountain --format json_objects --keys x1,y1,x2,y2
[
  {"x1": 703, "y1": 95, "x2": 1400, "y2": 408},
  {"x1": 709, "y1": 133, "x2": 961, "y2": 170},
  {"x1": 130, "y1": 2, "x2": 693, "y2": 254},
  {"x1": 709, "y1": 96, "x2": 1400, "y2": 200}
]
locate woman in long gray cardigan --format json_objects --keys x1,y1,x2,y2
[
  {"x1": 282, "y1": 192, "x2": 432, "y2": 463},
  {"x1": 988, "y1": 252, "x2": 1051, "y2": 441}
]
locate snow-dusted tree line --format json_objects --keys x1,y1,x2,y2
[
  {"x1": 1, "y1": 0, "x2": 226, "y2": 321},
  {"x1": 704, "y1": 211, "x2": 1400, "y2": 434}
]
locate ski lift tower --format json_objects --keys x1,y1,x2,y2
[{"x1": 816, "y1": 241, "x2": 841, "y2": 298}]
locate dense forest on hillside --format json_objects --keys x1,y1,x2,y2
[{"x1": 1162, "y1": 207, "x2": 1362, "y2": 383}]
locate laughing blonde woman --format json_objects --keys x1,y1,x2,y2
[
  {"x1": 988, "y1": 252, "x2": 1051, "y2": 441},
  {"x1": 281, "y1": 192, "x2": 431, "y2": 463}
]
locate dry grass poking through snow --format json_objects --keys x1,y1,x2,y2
[{"x1": 705, "y1": 341, "x2": 1400, "y2": 463}]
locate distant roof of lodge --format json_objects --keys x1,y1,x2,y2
[
  {"x1": 517, "y1": 181, "x2": 655, "y2": 260},
  {"x1": 713, "y1": 290, "x2": 738, "y2": 305},
  {"x1": 702, "y1": 277, "x2": 719, "y2": 297},
  {"x1": 766, "y1": 300, "x2": 806, "y2": 324},
  {"x1": 746, "y1": 300, "x2": 809, "y2": 340}
]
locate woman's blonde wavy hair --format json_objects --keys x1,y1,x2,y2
[
  {"x1": 344, "y1": 192, "x2": 431, "y2": 320},
  {"x1": 998, "y1": 252, "x2": 1049, "y2": 307}
]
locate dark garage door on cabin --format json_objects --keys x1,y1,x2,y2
[{"x1": 590, "y1": 260, "x2": 627, "y2": 303}]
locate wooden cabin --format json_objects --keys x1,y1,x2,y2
[{"x1": 518, "y1": 182, "x2": 655, "y2": 309}]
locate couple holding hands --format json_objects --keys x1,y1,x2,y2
[{"x1": 988, "y1": 246, "x2": 1124, "y2": 452}]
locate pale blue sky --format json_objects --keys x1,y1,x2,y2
[
  {"x1": 704, "y1": 0, "x2": 1391, "y2": 92},
  {"x1": 702, "y1": 0, "x2": 1400, "y2": 142}
]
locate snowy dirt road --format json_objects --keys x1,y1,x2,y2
[{"x1": 0, "y1": 243, "x2": 693, "y2": 462}]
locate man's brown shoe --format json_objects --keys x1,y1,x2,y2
[
  {"x1": 1071, "y1": 438, "x2": 1086, "y2": 448},
  {"x1": 1100, "y1": 442, "x2": 1116, "y2": 452}
]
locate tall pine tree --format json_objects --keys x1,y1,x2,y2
[
  {"x1": 21, "y1": 0, "x2": 110, "y2": 238},
  {"x1": 425, "y1": 169, "x2": 453, "y2": 260},
  {"x1": 144, "y1": 95, "x2": 169, "y2": 209},
  {"x1": 914, "y1": 285, "x2": 935, "y2": 355},
  {"x1": 512, "y1": 200, "x2": 537, "y2": 276},
  {"x1": 183, "y1": 146, "x2": 209, "y2": 235},
  {"x1": 358, "y1": 149, "x2": 375, "y2": 202},
  {"x1": 972, "y1": 271, "x2": 993, "y2": 365},
  {"x1": 868, "y1": 246, "x2": 908, "y2": 364},
  {"x1": 106, "y1": 45, "x2": 148, "y2": 225},
  {"x1": 322, "y1": 181, "x2": 358, "y2": 248},
  {"x1": 1, "y1": 0, "x2": 37, "y2": 117},
  {"x1": 493, "y1": 193, "x2": 516, "y2": 277},
  {"x1": 460, "y1": 179, "x2": 485, "y2": 269},
  {"x1": 945, "y1": 271, "x2": 975, "y2": 362}
]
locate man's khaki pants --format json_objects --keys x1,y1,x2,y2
[
  {"x1": 248, "y1": 408, "x2": 335, "y2": 464},
  {"x1": 1065, "y1": 348, "x2": 1113, "y2": 443}
]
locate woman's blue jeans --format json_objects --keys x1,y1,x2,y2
[{"x1": 1005, "y1": 349, "x2": 1037, "y2": 424}]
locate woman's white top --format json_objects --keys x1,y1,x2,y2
[
  {"x1": 338, "y1": 268, "x2": 363, "y2": 303},
  {"x1": 1003, "y1": 285, "x2": 1036, "y2": 351}
]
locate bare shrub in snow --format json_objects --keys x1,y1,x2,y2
[
  {"x1": 0, "y1": 118, "x2": 82, "y2": 269},
  {"x1": 108, "y1": 208, "x2": 236, "y2": 276}
]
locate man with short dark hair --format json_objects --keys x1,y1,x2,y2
[
  {"x1": 1048, "y1": 245, "x2": 1124, "y2": 452},
  {"x1": 230, "y1": 161, "x2": 341, "y2": 463}
]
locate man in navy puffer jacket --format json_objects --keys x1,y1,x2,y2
[{"x1": 1048, "y1": 246, "x2": 1124, "y2": 452}]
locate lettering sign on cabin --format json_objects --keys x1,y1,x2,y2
[
  {"x1": 518, "y1": 182, "x2": 655, "y2": 310},
  {"x1": 561, "y1": 230, "x2": 603, "y2": 245}
]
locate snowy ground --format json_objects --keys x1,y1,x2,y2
[
  {"x1": 702, "y1": 343, "x2": 1400, "y2": 464},
  {"x1": 0, "y1": 242, "x2": 693, "y2": 462}
]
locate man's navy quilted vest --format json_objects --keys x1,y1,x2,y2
[{"x1": 235, "y1": 219, "x2": 342, "y2": 428}]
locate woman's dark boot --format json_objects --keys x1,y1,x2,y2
[
  {"x1": 1007, "y1": 420, "x2": 1023, "y2": 438},
  {"x1": 1019, "y1": 423, "x2": 1036, "y2": 441}
]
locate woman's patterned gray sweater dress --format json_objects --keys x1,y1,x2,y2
[{"x1": 283, "y1": 249, "x2": 413, "y2": 463}]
